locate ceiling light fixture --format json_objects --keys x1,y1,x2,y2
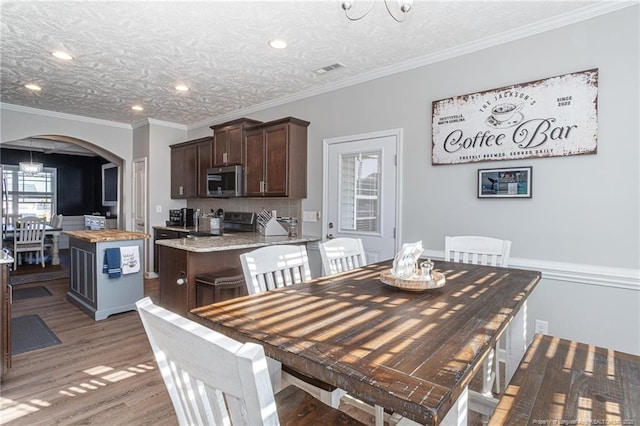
[
  {"x1": 268, "y1": 39, "x2": 287, "y2": 49},
  {"x1": 341, "y1": 0, "x2": 413, "y2": 22},
  {"x1": 19, "y1": 138, "x2": 44, "y2": 176},
  {"x1": 174, "y1": 84, "x2": 189, "y2": 92},
  {"x1": 131, "y1": 105, "x2": 144, "y2": 111},
  {"x1": 25, "y1": 83, "x2": 42, "y2": 91},
  {"x1": 52, "y1": 50, "x2": 74, "y2": 61}
]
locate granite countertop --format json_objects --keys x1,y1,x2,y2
[
  {"x1": 154, "y1": 225, "x2": 195, "y2": 233},
  {"x1": 155, "y1": 233, "x2": 320, "y2": 253},
  {"x1": 64, "y1": 229, "x2": 150, "y2": 243}
]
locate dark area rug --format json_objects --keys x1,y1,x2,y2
[
  {"x1": 9, "y1": 268, "x2": 69, "y2": 285},
  {"x1": 11, "y1": 314, "x2": 62, "y2": 355},
  {"x1": 12, "y1": 286, "x2": 53, "y2": 301},
  {"x1": 9, "y1": 249, "x2": 70, "y2": 285}
]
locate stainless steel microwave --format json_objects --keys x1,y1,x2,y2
[{"x1": 206, "y1": 165, "x2": 243, "y2": 197}]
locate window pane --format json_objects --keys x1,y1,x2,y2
[
  {"x1": 2, "y1": 165, "x2": 56, "y2": 222},
  {"x1": 339, "y1": 151, "x2": 381, "y2": 233}
]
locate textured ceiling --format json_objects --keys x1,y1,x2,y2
[{"x1": 0, "y1": 0, "x2": 614, "y2": 127}]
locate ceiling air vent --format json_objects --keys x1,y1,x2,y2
[{"x1": 313, "y1": 63, "x2": 345, "y2": 74}]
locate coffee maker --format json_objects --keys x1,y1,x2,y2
[{"x1": 179, "y1": 208, "x2": 194, "y2": 227}]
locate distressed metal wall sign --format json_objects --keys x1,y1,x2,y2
[{"x1": 432, "y1": 69, "x2": 598, "y2": 165}]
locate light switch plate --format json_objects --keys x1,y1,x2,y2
[{"x1": 156, "y1": 205, "x2": 162, "y2": 213}]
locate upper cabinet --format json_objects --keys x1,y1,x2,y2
[
  {"x1": 210, "y1": 118, "x2": 262, "y2": 167},
  {"x1": 170, "y1": 136, "x2": 212, "y2": 199},
  {"x1": 244, "y1": 117, "x2": 309, "y2": 198}
]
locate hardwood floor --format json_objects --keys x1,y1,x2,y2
[{"x1": 1, "y1": 278, "x2": 177, "y2": 425}]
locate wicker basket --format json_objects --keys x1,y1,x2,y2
[{"x1": 379, "y1": 269, "x2": 446, "y2": 292}]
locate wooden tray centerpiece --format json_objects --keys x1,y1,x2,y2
[{"x1": 379, "y1": 269, "x2": 446, "y2": 292}]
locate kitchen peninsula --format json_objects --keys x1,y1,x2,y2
[
  {"x1": 65, "y1": 229, "x2": 148, "y2": 320},
  {"x1": 156, "y1": 234, "x2": 319, "y2": 316}
]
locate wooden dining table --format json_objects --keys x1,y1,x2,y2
[
  {"x1": 2, "y1": 224, "x2": 63, "y2": 265},
  {"x1": 190, "y1": 260, "x2": 541, "y2": 425}
]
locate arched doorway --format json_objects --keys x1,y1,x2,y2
[{"x1": 1, "y1": 134, "x2": 124, "y2": 226}]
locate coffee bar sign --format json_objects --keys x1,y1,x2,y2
[{"x1": 432, "y1": 69, "x2": 598, "y2": 165}]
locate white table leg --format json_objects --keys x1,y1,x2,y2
[
  {"x1": 51, "y1": 231, "x2": 60, "y2": 265},
  {"x1": 505, "y1": 300, "x2": 528, "y2": 384},
  {"x1": 440, "y1": 385, "x2": 468, "y2": 426}
]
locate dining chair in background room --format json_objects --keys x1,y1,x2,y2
[
  {"x1": 13, "y1": 216, "x2": 47, "y2": 269},
  {"x1": 135, "y1": 297, "x2": 364, "y2": 426},
  {"x1": 44, "y1": 214, "x2": 63, "y2": 259},
  {"x1": 239, "y1": 244, "x2": 347, "y2": 408},
  {"x1": 318, "y1": 237, "x2": 367, "y2": 276},
  {"x1": 445, "y1": 235, "x2": 512, "y2": 398}
]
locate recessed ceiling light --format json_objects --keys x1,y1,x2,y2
[
  {"x1": 268, "y1": 39, "x2": 287, "y2": 49},
  {"x1": 25, "y1": 83, "x2": 42, "y2": 91},
  {"x1": 131, "y1": 105, "x2": 144, "y2": 111},
  {"x1": 174, "y1": 84, "x2": 189, "y2": 92},
  {"x1": 52, "y1": 50, "x2": 74, "y2": 61}
]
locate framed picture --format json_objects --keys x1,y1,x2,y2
[{"x1": 478, "y1": 167, "x2": 532, "y2": 198}]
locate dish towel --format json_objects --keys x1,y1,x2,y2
[
  {"x1": 103, "y1": 248, "x2": 121, "y2": 279},
  {"x1": 120, "y1": 245, "x2": 140, "y2": 275}
]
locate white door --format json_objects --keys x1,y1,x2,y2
[
  {"x1": 323, "y1": 129, "x2": 400, "y2": 264},
  {"x1": 132, "y1": 158, "x2": 148, "y2": 271}
]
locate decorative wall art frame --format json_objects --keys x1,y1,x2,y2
[
  {"x1": 478, "y1": 167, "x2": 532, "y2": 198},
  {"x1": 432, "y1": 69, "x2": 598, "y2": 165}
]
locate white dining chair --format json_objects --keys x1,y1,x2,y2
[
  {"x1": 136, "y1": 297, "x2": 363, "y2": 426},
  {"x1": 318, "y1": 237, "x2": 367, "y2": 276},
  {"x1": 13, "y1": 216, "x2": 47, "y2": 269},
  {"x1": 239, "y1": 244, "x2": 346, "y2": 408},
  {"x1": 445, "y1": 235, "x2": 511, "y2": 267},
  {"x1": 445, "y1": 235, "x2": 512, "y2": 398},
  {"x1": 240, "y1": 244, "x2": 312, "y2": 295}
]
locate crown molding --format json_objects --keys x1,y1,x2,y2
[
  {"x1": 132, "y1": 118, "x2": 187, "y2": 130},
  {"x1": 187, "y1": 1, "x2": 636, "y2": 130},
  {"x1": 0, "y1": 102, "x2": 133, "y2": 129}
]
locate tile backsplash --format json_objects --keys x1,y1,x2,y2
[{"x1": 188, "y1": 198, "x2": 302, "y2": 232}]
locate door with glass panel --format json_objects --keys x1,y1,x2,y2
[{"x1": 323, "y1": 131, "x2": 399, "y2": 264}]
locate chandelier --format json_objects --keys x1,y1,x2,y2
[
  {"x1": 19, "y1": 139, "x2": 43, "y2": 175},
  {"x1": 341, "y1": 0, "x2": 413, "y2": 22}
]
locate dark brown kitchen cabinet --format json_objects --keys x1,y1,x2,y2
[
  {"x1": 196, "y1": 139, "x2": 212, "y2": 197},
  {"x1": 210, "y1": 118, "x2": 262, "y2": 166},
  {"x1": 170, "y1": 136, "x2": 212, "y2": 199},
  {"x1": 243, "y1": 117, "x2": 309, "y2": 198},
  {"x1": 153, "y1": 227, "x2": 189, "y2": 273}
]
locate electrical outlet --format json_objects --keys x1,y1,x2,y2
[
  {"x1": 303, "y1": 211, "x2": 318, "y2": 222},
  {"x1": 535, "y1": 319, "x2": 548, "y2": 335},
  {"x1": 156, "y1": 205, "x2": 162, "y2": 213}
]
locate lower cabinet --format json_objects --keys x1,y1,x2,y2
[
  {"x1": 153, "y1": 228, "x2": 189, "y2": 273},
  {"x1": 158, "y1": 245, "x2": 251, "y2": 317},
  {"x1": 67, "y1": 237, "x2": 144, "y2": 321}
]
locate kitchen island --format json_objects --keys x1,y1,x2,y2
[
  {"x1": 65, "y1": 229, "x2": 149, "y2": 320},
  {"x1": 156, "y1": 234, "x2": 320, "y2": 316}
]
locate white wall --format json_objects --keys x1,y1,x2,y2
[
  {"x1": 189, "y1": 7, "x2": 640, "y2": 354},
  {"x1": 0, "y1": 105, "x2": 134, "y2": 229}
]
